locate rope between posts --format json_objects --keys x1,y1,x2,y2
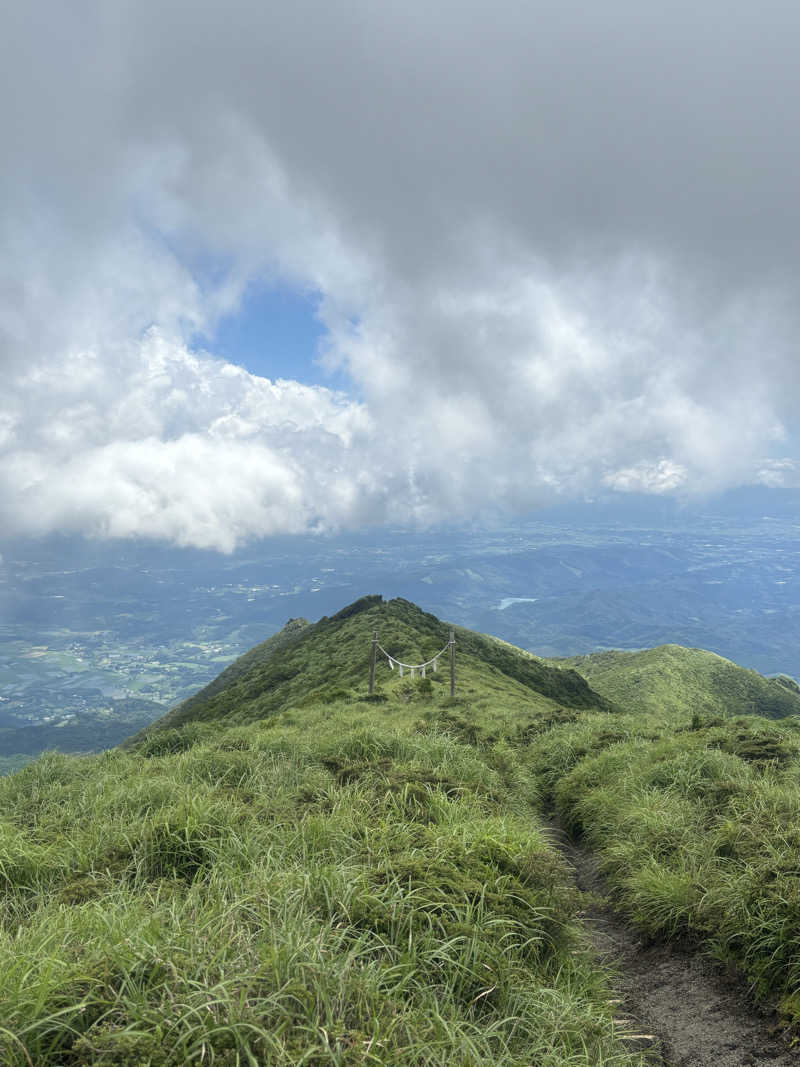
[{"x1": 375, "y1": 639, "x2": 451, "y2": 671}]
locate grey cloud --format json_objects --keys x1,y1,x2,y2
[
  {"x1": 13, "y1": 1, "x2": 800, "y2": 274},
  {"x1": 99, "y1": 0, "x2": 800, "y2": 276},
  {"x1": 2, "y1": 1, "x2": 800, "y2": 546}
]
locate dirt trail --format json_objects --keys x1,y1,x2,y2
[{"x1": 544, "y1": 820, "x2": 799, "y2": 1066}]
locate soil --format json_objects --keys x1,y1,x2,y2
[{"x1": 544, "y1": 819, "x2": 800, "y2": 1067}]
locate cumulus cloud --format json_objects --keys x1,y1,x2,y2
[
  {"x1": 1, "y1": 330, "x2": 379, "y2": 550},
  {"x1": 2, "y1": 1, "x2": 800, "y2": 547}
]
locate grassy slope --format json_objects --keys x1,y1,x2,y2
[
  {"x1": 554, "y1": 644, "x2": 800, "y2": 720},
  {"x1": 538, "y1": 646, "x2": 800, "y2": 1020},
  {"x1": 0, "y1": 598, "x2": 639, "y2": 1067},
  {"x1": 7, "y1": 595, "x2": 800, "y2": 1063},
  {"x1": 523, "y1": 707, "x2": 800, "y2": 1023},
  {"x1": 144, "y1": 595, "x2": 608, "y2": 735}
]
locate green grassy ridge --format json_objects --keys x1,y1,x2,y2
[
  {"x1": 125, "y1": 605, "x2": 800, "y2": 1040},
  {"x1": 11, "y1": 592, "x2": 800, "y2": 1061},
  {"x1": 158, "y1": 616, "x2": 312, "y2": 728},
  {"x1": 144, "y1": 595, "x2": 608, "y2": 736},
  {"x1": 522, "y1": 708, "x2": 800, "y2": 1021},
  {"x1": 554, "y1": 644, "x2": 800, "y2": 720},
  {"x1": 0, "y1": 693, "x2": 644, "y2": 1066}
]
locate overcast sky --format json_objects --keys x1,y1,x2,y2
[{"x1": 2, "y1": 1, "x2": 800, "y2": 550}]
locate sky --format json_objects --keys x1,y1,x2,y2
[
  {"x1": 207, "y1": 282, "x2": 327, "y2": 385},
  {"x1": 2, "y1": 1, "x2": 800, "y2": 551}
]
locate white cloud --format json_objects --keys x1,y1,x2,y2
[
  {"x1": 0, "y1": 331, "x2": 375, "y2": 550},
  {"x1": 2, "y1": 1, "x2": 800, "y2": 549},
  {"x1": 603, "y1": 459, "x2": 689, "y2": 495},
  {"x1": 754, "y1": 459, "x2": 800, "y2": 490}
]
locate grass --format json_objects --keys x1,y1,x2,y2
[
  {"x1": 0, "y1": 697, "x2": 644, "y2": 1064},
  {"x1": 553, "y1": 644, "x2": 800, "y2": 720},
  {"x1": 146, "y1": 596, "x2": 607, "y2": 734},
  {"x1": 9, "y1": 592, "x2": 800, "y2": 1061},
  {"x1": 522, "y1": 708, "x2": 800, "y2": 1021}
]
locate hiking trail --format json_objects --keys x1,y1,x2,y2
[{"x1": 544, "y1": 819, "x2": 799, "y2": 1067}]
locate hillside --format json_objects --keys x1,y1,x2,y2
[
  {"x1": 143, "y1": 594, "x2": 609, "y2": 735},
  {"x1": 3, "y1": 596, "x2": 800, "y2": 1063},
  {"x1": 554, "y1": 644, "x2": 800, "y2": 720},
  {"x1": 0, "y1": 596, "x2": 635, "y2": 1067}
]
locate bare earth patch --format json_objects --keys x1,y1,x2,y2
[{"x1": 546, "y1": 820, "x2": 800, "y2": 1067}]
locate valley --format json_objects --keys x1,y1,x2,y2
[{"x1": 2, "y1": 490, "x2": 799, "y2": 766}]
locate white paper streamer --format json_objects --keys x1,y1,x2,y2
[{"x1": 374, "y1": 638, "x2": 452, "y2": 678}]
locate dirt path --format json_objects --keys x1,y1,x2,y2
[{"x1": 544, "y1": 819, "x2": 799, "y2": 1066}]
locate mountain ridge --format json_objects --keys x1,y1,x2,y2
[
  {"x1": 553, "y1": 642, "x2": 800, "y2": 720},
  {"x1": 137, "y1": 594, "x2": 611, "y2": 739},
  {"x1": 4, "y1": 594, "x2": 800, "y2": 1063}
]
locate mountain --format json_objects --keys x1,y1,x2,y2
[
  {"x1": 0, "y1": 595, "x2": 632, "y2": 1066},
  {"x1": 553, "y1": 644, "x2": 800, "y2": 720},
  {"x1": 4, "y1": 595, "x2": 800, "y2": 1064},
  {"x1": 139, "y1": 594, "x2": 609, "y2": 735}
]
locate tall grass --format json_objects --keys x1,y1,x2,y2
[
  {"x1": 529, "y1": 712, "x2": 800, "y2": 1021},
  {"x1": 0, "y1": 707, "x2": 643, "y2": 1065},
  {"x1": 16, "y1": 592, "x2": 800, "y2": 1057}
]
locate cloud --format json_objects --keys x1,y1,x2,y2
[
  {"x1": 603, "y1": 460, "x2": 689, "y2": 495},
  {"x1": 754, "y1": 459, "x2": 800, "y2": 490},
  {"x1": 0, "y1": 330, "x2": 378, "y2": 551},
  {"x1": 2, "y1": 1, "x2": 800, "y2": 547}
]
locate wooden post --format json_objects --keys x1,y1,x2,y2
[
  {"x1": 449, "y1": 630, "x2": 456, "y2": 697},
  {"x1": 369, "y1": 630, "x2": 378, "y2": 695}
]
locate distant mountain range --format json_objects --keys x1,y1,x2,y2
[{"x1": 3, "y1": 490, "x2": 799, "y2": 739}]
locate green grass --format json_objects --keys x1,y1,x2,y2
[
  {"x1": 554, "y1": 644, "x2": 800, "y2": 720},
  {"x1": 145, "y1": 596, "x2": 607, "y2": 735},
  {"x1": 10, "y1": 592, "x2": 800, "y2": 1061},
  {"x1": 0, "y1": 674, "x2": 642, "y2": 1063},
  {"x1": 522, "y1": 708, "x2": 800, "y2": 1020},
  {"x1": 518, "y1": 644, "x2": 800, "y2": 1024}
]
